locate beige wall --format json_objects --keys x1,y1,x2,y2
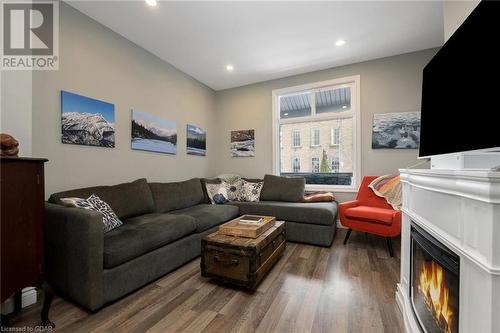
[
  {"x1": 443, "y1": 1, "x2": 480, "y2": 41},
  {"x1": 1, "y1": 71, "x2": 32, "y2": 156},
  {"x1": 214, "y1": 49, "x2": 437, "y2": 202},
  {"x1": 32, "y1": 3, "x2": 217, "y2": 197}
]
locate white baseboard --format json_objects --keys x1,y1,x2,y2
[{"x1": 1, "y1": 287, "x2": 37, "y2": 315}]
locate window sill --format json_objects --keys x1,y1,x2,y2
[
  {"x1": 310, "y1": 145, "x2": 321, "y2": 148},
  {"x1": 305, "y1": 184, "x2": 357, "y2": 193}
]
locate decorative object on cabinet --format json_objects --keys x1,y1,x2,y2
[{"x1": 0, "y1": 133, "x2": 19, "y2": 156}]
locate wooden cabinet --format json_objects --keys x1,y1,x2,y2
[{"x1": 0, "y1": 157, "x2": 53, "y2": 327}]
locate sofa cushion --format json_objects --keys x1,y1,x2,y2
[
  {"x1": 344, "y1": 206, "x2": 394, "y2": 225},
  {"x1": 170, "y1": 204, "x2": 239, "y2": 232},
  {"x1": 227, "y1": 201, "x2": 337, "y2": 226},
  {"x1": 260, "y1": 174, "x2": 305, "y2": 202},
  {"x1": 49, "y1": 178, "x2": 155, "y2": 220},
  {"x1": 103, "y1": 213, "x2": 196, "y2": 268},
  {"x1": 149, "y1": 178, "x2": 205, "y2": 213}
]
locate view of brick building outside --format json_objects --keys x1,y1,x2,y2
[{"x1": 280, "y1": 118, "x2": 353, "y2": 174}]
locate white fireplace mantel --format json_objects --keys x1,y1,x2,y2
[{"x1": 397, "y1": 168, "x2": 500, "y2": 333}]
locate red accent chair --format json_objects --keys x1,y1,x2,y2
[{"x1": 339, "y1": 176, "x2": 401, "y2": 256}]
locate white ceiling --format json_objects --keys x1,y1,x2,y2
[{"x1": 67, "y1": 1, "x2": 444, "y2": 91}]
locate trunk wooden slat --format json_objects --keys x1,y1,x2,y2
[{"x1": 201, "y1": 221, "x2": 285, "y2": 289}]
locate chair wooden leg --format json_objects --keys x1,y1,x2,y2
[
  {"x1": 386, "y1": 237, "x2": 394, "y2": 257},
  {"x1": 343, "y1": 229, "x2": 352, "y2": 245}
]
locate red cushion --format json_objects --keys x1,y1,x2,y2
[{"x1": 344, "y1": 206, "x2": 395, "y2": 225}]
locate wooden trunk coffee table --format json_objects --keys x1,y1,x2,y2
[{"x1": 201, "y1": 220, "x2": 285, "y2": 290}]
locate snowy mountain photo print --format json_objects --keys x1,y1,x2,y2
[
  {"x1": 131, "y1": 110, "x2": 177, "y2": 154},
  {"x1": 61, "y1": 91, "x2": 115, "y2": 147},
  {"x1": 372, "y1": 112, "x2": 420, "y2": 149}
]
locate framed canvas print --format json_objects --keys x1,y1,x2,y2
[
  {"x1": 372, "y1": 112, "x2": 421, "y2": 149},
  {"x1": 131, "y1": 110, "x2": 177, "y2": 154},
  {"x1": 231, "y1": 129, "x2": 255, "y2": 157},
  {"x1": 61, "y1": 90, "x2": 115, "y2": 147},
  {"x1": 186, "y1": 124, "x2": 206, "y2": 156}
]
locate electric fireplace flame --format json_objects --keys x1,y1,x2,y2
[{"x1": 418, "y1": 261, "x2": 454, "y2": 333}]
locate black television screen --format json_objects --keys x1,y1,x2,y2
[{"x1": 419, "y1": 1, "x2": 500, "y2": 158}]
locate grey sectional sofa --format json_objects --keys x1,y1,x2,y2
[{"x1": 45, "y1": 176, "x2": 337, "y2": 311}]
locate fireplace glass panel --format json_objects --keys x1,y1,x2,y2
[{"x1": 411, "y1": 225, "x2": 459, "y2": 333}]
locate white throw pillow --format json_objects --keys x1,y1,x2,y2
[
  {"x1": 222, "y1": 180, "x2": 244, "y2": 201},
  {"x1": 241, "y1": 180, "x2": 264, "y2": 202},
  {"x1": 205, "y1": 183, "x2": 229, "y2": 204}
]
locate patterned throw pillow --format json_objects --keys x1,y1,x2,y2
[
  {"x1": 86, "y1": 195, "x2": 123, "y2": 232},
  {"x1": 205, "y1": 183, "x2": 229, "y2": 204},
  {"x1": 61, "y1": 195, "x2": 122, "y2": 232},
  {"x1": 60, "y1": 197, "x2": 92, "y2": 208},
  {"x1": 241, "y1": 180, "x2": 264, "y2": 202},
  {"x1": 222, "y1": 180, "x2": 244, "y2": 202}
]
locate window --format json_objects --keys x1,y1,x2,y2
[
  {"x1": 311, "y1": 128, "x2": 320, "y2": 146},
  {"x1": 331, "y1": 127, "x2": 341, "y2": 146},
  {"x1": 292, "y1": 157, "x2": 300, "y2": 172},
  {"x1": 331, "y1": 154, "x2": 340, "y2": 173},
  {"x1": 292, "y1": 129, "x2": 301, "y2": 147},
  {"x1": 273, "y1": 76, "x2": 360, "y2": 190},
  {"x1": 311, "y1": 157, "x2": 320, "y2": 173}
]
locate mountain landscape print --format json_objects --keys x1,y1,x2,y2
[
  {"x1": 61, "y1": 91, "x2": 115, "y2": 147},
  {"x1": 231, "y1": 129, "x2": 255, "y2": 157},
  {"x1": 186, "y1": 124, "x2": 206, "y2": 156},
  {"x1": 131, "y1": 110, "x2": 177, "y2": 154},
  {"x1": 372, "y1": 112, "x2": 421, "y2": 149}
]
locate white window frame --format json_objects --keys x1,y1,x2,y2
[
  {"x1": 292, "y1": 157, "x2": 301, "y2": 173},
  {"x1": 272, "y1": 75, "x2": 361, "y2": 192},
  {"x1": 311, "y1": 157, "x2": 320, "y2": 173},
  {"x1": 292, "y1": 129, "x2": 301, "y2": 148},
  {"x1": 330, "y1": 127, "x2": 341, "y2": 146},
  {"x1": 331, "y1": 153, "x2": 340, "y2": 173},
  {"x1": 311, "y1": 127, "x2": 320, "y2": 147}
]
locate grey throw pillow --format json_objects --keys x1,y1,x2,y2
[{"x1": 260, "y1": 174, "x2": 305, "y2": 202}]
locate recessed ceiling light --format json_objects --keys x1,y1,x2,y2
[
  {"x1": 226, "y1": 65, "x2": 234, "y2": 72},
  {"x1": 145, "y1": 0, "x2": 157, "y2": 7},
  {"x1": 335, "y1": 39, "x2": 346, "y2": 47}
]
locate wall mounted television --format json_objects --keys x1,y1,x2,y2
[{"x1": 419, "y1": 1, "x2": 500, "y2": 158}]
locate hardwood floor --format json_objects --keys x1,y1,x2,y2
[{"x1": 7, "y1": 229, "x2": 403, "y2": 333}]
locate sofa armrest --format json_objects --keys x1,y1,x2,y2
[{"x1": 45, "y1": 202, "x2": 105, "y2": 310}]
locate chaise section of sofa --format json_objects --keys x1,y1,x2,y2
[
  {"x1": 45, "y1": 178, "x2": 239, "y2": 311},
  {"x1": 222, "y1": 174, "x2": 338, "y2": 247},
  {"x1": 227, "y1": 201, "x2": 338, "y2": 247}
]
